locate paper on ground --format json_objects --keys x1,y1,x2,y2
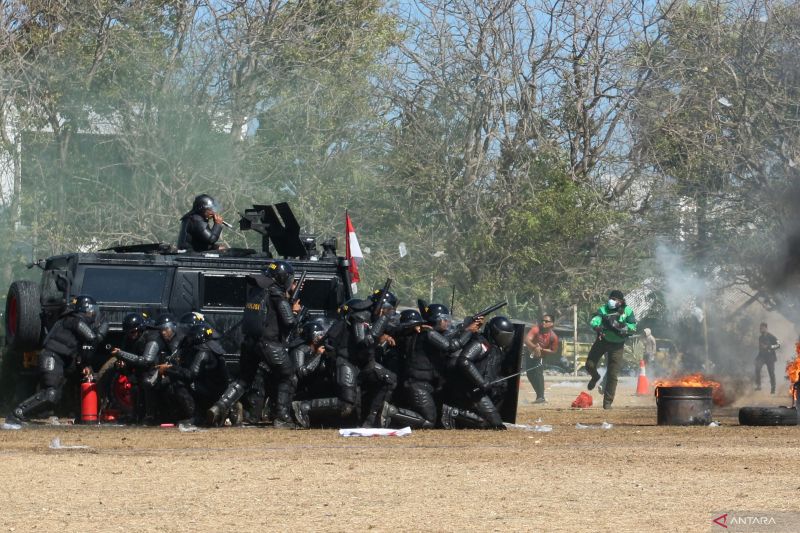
[
  {"x1": 504, "y1": 422, "x2": 553, "y2": 432},
  {"x1": 339, "y1": 427, "x2": 412, "y2": 437}
]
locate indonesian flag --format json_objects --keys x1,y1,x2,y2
[{"x1": 345, "y1": 211, "x2": 363, "y2": 291}]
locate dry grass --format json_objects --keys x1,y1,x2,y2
[{"x1": 1, "y1": 377, "x2": 799, "y2": 532}]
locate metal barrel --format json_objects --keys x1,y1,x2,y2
[{"x1": 656, "y1": 386, "x2": 713, "y2": 426}]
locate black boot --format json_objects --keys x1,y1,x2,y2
[
  {"x1": 386, "y1": 404, "x2": 434, "y2": 429},
  {"x1": 207, "y1": 381, "x2": 247, "y2": 426},
  {"x1": 292, "y1": 401, "x2": 311, "y2": 429},
  {"x1": 13, "y1": 390, "x2": 53, "y2": 422}
]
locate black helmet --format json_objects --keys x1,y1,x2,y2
[
  {"x1": 72, "y1": 295, "x2": 98, "y2": 323},
  {"x1": 398, "y1": 309, "x2": 424, "y2": 329},
  {"x1": 338, "y1": 298, "x2": 360, "y2": 316},
  {"x1": 187, "y1": 323, "x2": 214, "y2": 346},
  {"x1": 484, "y1": 316, "x2": 515, "y2": 350},
  {"x1": 179, "y1": 311, "x2": 206, "y2": 326},
  {"x1": 154, "y1": 314, "x2": 177, "y2": 333},
  {"x1": 122, "y1": 312, "x2": 149, "y2": 335},
  {"x1": 264, "y1": 260, "x2": 295, "y2": 290},
  {"x1": 370, "y1": 289, "x2": 398, "y2": 310},
  {"x1": 302, "y1": 320, "x2": 327, "y2": 344},
  {"x1": 192, "y1": 194, "x2": 216, "y2": 213},
  {"x1": 422, "y1": 303, "x2": 450, "y2": 324}
]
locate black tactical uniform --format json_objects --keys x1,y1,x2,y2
[
  {"x1": 419, "y1": 304, "x2": 475, "y2": 388},
  {"x1": 291, "y1": 320, "x2": 331, "y2": 400},
  {"x1": 208, "y1": 261, "x2": 298, "y2": 427},
  {"x1": 10, "y1": 295, "x2": 108, "y2": 422},
  {"x1": 164, "y1": 324, "x2": 229, "y2": 426},
  {"x1": 99, "y1": 312, "x2": 150, "y2": 422},
  {"x1": 177, "y1": 194, "x2": 224, "y2": 252},
  {"x1": 441, "y1": 316, "x2": 514, "y2": 430},
  {"x1": 347, "y1": 300, "x2": 397, "y2": 428},
  {"x1": 383, "y1": 310, "x2": 440, "y2": 429},
  {"x1": 291, "y1": 299, "x2": 392, "y2": 429}
]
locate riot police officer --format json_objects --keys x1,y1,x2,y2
[
  {"x1": 177, "y1": 194, "x2": 227, "y2": 252},
  {"x1": 99, "y1": 312, "x2": 151, "y2": 422},
  {"x1": 291, "y1": 300, "x2": 368, "y2": 429},
  {"x1": 8, "y1": 295, "x2": 108, "y2": 423},
  {"x1": 291, "y1": 319, "x2": 332, "y2": 400},
  {"x1": 159, "y1": 323, "x2": 227, "y2": 428},
  {"x1": 207, "y1": 260, "x2": 300, "y2": 428},
  {"x1": 383, "y1": 309, "x2": 439, "y2": 429},
  {"x1": 419, "y1": 303, "x2": 481, "y2": 381},
  {"x1": 441, "y1": 316, "x2": 514, "y2": 430}
]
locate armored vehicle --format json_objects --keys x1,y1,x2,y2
[{"x1": 2, "y1": 204, "x2": 351, "y2": 402}]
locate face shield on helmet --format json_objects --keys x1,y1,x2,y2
[
  {"x1": 370, "y1": 289, "x2": 398, "y2": 313},
  {"x1": 72, "y1": 295, "x2": 98, "y2": 324},
  {"x1": 192, "y1": 194, "x2": 218, "y2": 215},
  {"x1": 187, "y1": 324, "x2": 214, "y2": 346},
  {"x1": 302, "y1": 320, "x2": 327, "y2": 344},
  {"x1": 180, "y1": 311, "x2": 206, "y2": 327},
  {"x1": 265, "y1": 260, "x2": 295, "y2": 291},
  {"x1": 398, "y1": 309, "x2": 425, "y2": 331},
  {"x1": 155, "y1": 314, "x2": 177, "y2": 341},
  {"x1": 423, "y1": 304, "x2": 451, "y2": 332},
  {"x1": 484, "y1": 316, "x2": 515, "y2": 350},
  {"x1": 122, "y1": 312, "x2": 149, "y2": 338}
]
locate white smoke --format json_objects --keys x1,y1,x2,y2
[{"x1": 655, "y1": 241, "x2": 708, "y2": 320}]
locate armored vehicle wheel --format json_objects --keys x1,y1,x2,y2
[
  {"x1": 5, "y1": 281, "x2": 42, "y2": 351},
  {"x1": 738, "y1": 406, "x2": 798, "y2": 426}
]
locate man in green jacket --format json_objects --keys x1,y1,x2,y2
[{"x1": 585, "y1": 290, "x2": 636, "y2": 409}]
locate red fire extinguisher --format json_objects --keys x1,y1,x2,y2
[{"x1": 80, "y1": 376, "x2": 98, "y2": 424}]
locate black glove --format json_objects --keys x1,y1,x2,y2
[{"x1": 94, "y1": 318, "x2": 110, "y2": 342}]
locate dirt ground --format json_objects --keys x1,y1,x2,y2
[{"x1": 1, "y1": 376, "x2": 799, "y2": 533}]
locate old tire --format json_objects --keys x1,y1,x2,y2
[
  {"x1": 738, "y1": 406, "x2": 798, "y2": 426},
  {"x1": 5, "y1": 280, "x2": 42, "y2": 351}
]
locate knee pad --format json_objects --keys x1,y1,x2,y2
[
  {"x1": 339, "y1": 401, "x2": 354, "y2": 417},
  {"x1": 43, "y1": 387, "x2": 61, "y2": 405}
]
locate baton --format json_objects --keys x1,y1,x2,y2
[{"x1": 472, "y1": 370, "x2": 529, "y2": 393}]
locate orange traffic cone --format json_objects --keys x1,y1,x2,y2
[{"x1": 636, "y1": 359, "x2": 649, "y2": 395}]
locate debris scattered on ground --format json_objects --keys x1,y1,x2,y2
[
  {"x1": 576, "y1": 422, "x2": 614, "y2": 430},
  {"x1": 2, "y1": 422, "x2": 22, "y2": 430},
  {"x1": 571, "y1": 391, "x2": 593, "y2": 408},
  {"x1": 551, "y1": 381, "x2": 586, "y2": 388},
  {"x1": 49, "y1": 437, "x2": 89, "y2": 450},
  {"x1": 503, "y1": 422, "x2": 553, "y2": 432},
  {"x1": 708, "y1": 421, "x2": 720, "y2": 427},
  {"x1": 339, "y1": 427, "x2": 412, "y2": 437}
]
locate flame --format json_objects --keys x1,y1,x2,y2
[
  {"x1": 787, "y1": 342, "x2": 800, "y2": 401},
  {"x1": 654, "y1": 373, "x2": 726, "y2": 406}
]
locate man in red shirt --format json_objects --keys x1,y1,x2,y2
[{"x1": 524, "y1": 314, "x2": 560, "y2": 404}]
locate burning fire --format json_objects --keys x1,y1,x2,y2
[
  {"x1": 787, "y1": 342, "x2": 800, "y2": 402},
  {"x1": 654, "y1": 373, "x2": 726, "y2": 406}
]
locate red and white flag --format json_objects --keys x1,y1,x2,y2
[{"x1": 345, "y1": 211, "x2": 363, "y2": 292}]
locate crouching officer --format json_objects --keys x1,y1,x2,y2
[
  {"x1": 292, "y1": 300, "x2": 368, "y2": 429},
  {"x1": 208, "y1": 260, "x2": 300, "y2": 427},
  {"x1": 9, "y1": 295, "x2": 108, "y2": 423},
  {"x1": 441, "y1": 316, "x2": 513, "y2": 430},
  {"x1": 99, "y1": 312, "x2": 151, "y2": 422},
  {"x1": 383, "y1": 309, "x2": 439, "y2": 429}
]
